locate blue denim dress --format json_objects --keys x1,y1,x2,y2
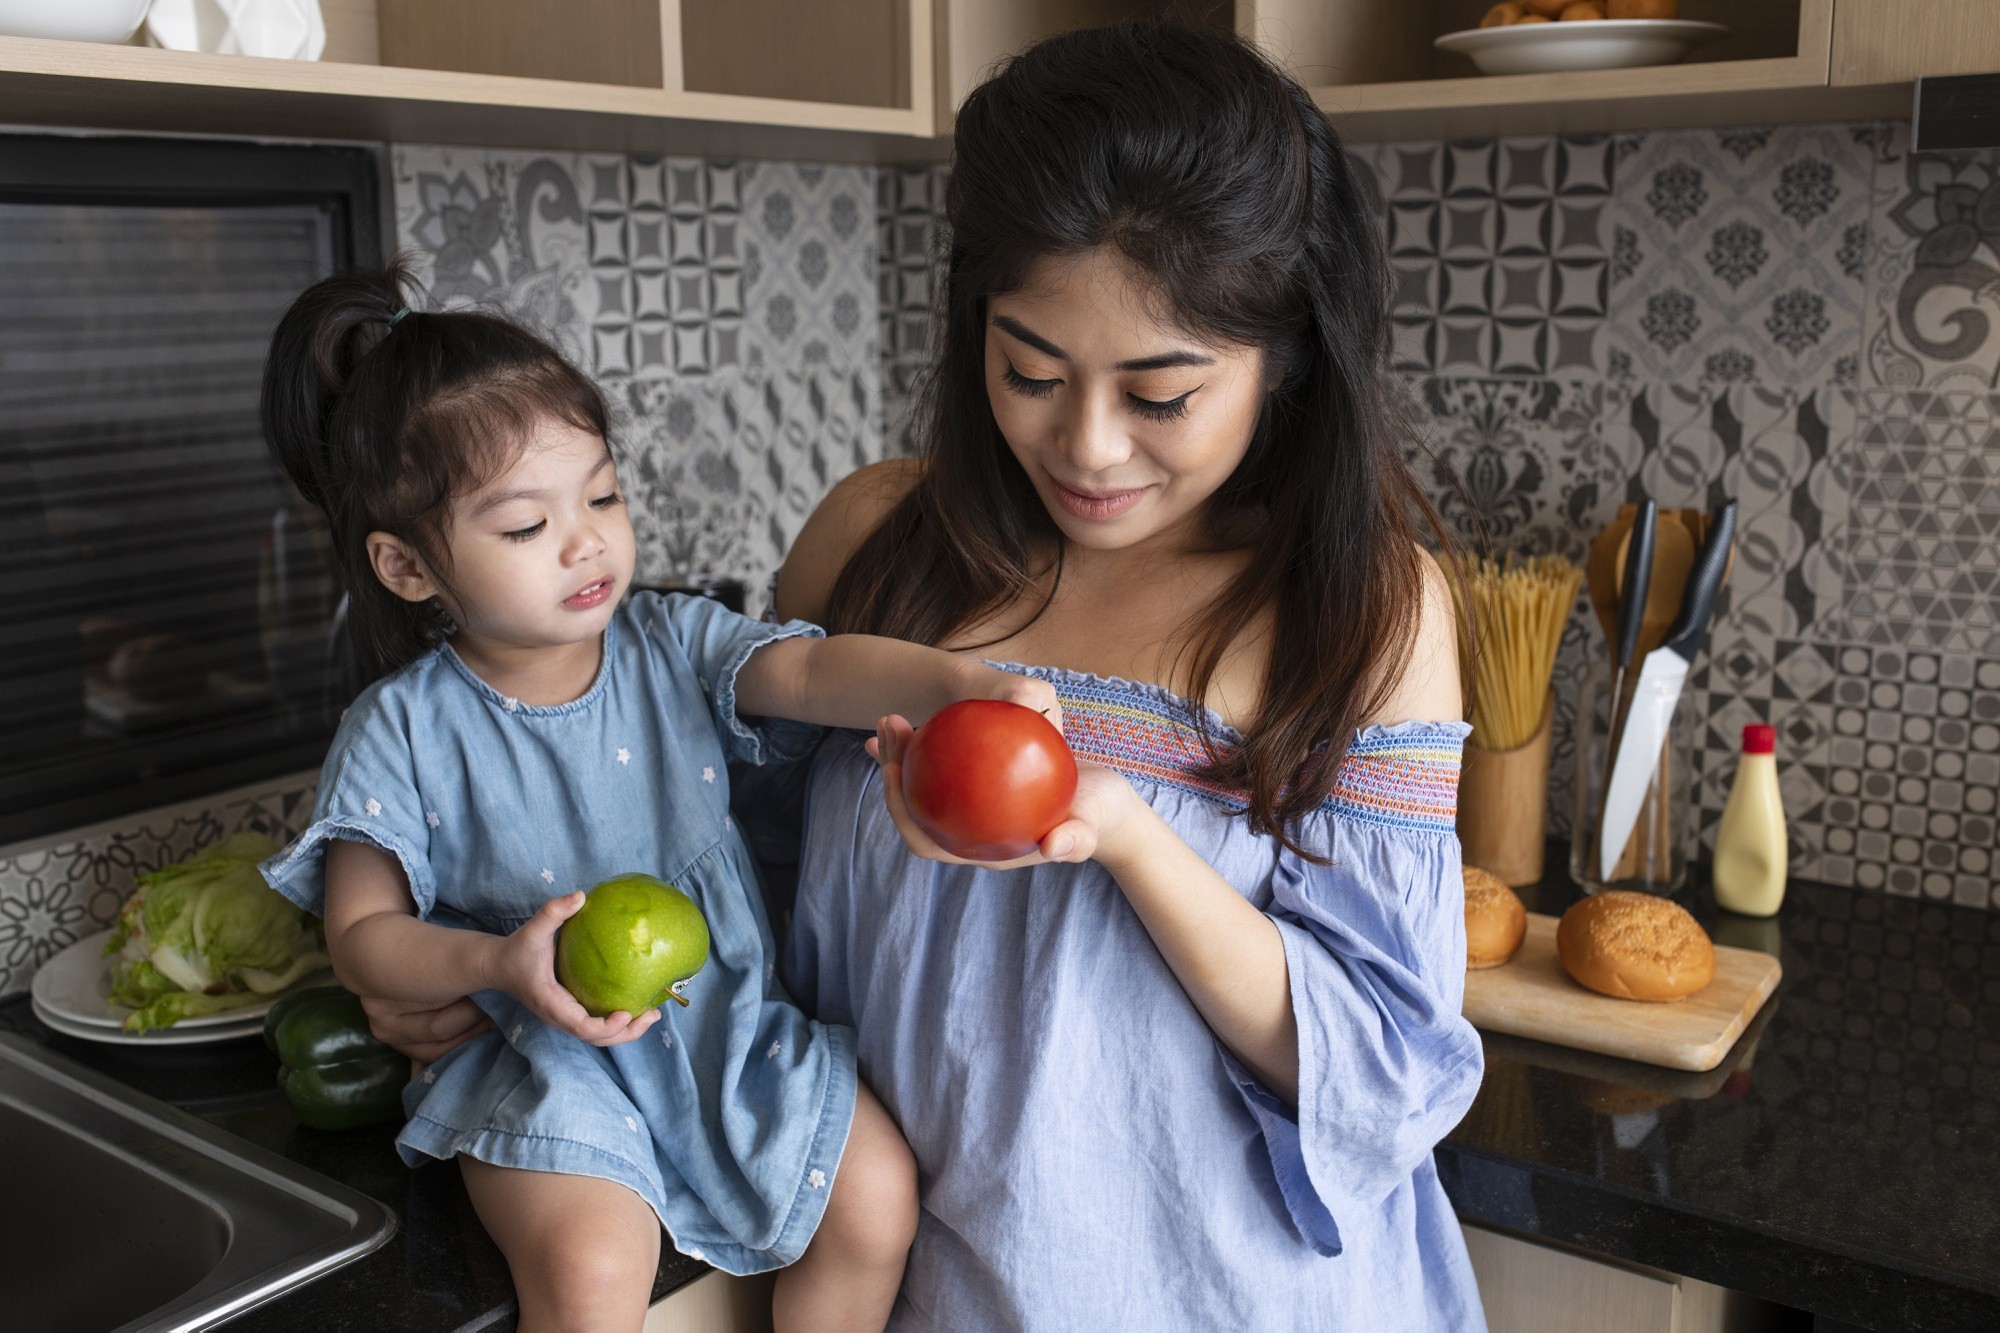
[
  {"x1": 263, "y1": 592, "x2": 857, "y2": 1274},
  {"x1": 787, "y1": 666, "x2": 1487, "y2": 1329}
]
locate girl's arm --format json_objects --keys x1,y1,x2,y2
[
  {"x1": 736, "y1": 633, "x2": 1061, "y2": 733},
  {"x1": 323, "y1": 839, "x2": 659, "y2": 1047}
]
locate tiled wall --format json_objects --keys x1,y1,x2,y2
[
  {"x1": 1356, "y1": 121, "x2": 2000, "y2": 912},
  {"x1": 875, "y1": 123, "x2": 2000, "y2": 913},
  {"x1": 394, "y1": 148, "x2": 887, "y2": 606}
]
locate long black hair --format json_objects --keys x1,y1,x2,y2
[
  {"x1": 261, "y1": 260, "x2": 609, "y2": 678},
  {"x1": 827, "y1": 19, "x2": 1449, "y2": 847}
]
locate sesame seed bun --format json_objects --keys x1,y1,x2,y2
[
  {"x1": 1464, "y1": 865, "x2": 1528, "y2": 969},
  {"x1": 1557, "y1": 891, "x2": 1715, "y2": 1002}
]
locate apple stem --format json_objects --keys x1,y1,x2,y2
[{"x1": 668, "y1": 991, "x2": 691, "y2": 1007}]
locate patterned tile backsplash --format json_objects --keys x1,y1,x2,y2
[
  {"x1": 8, "y1": 113, "x2": 2000, "y2": 995},
  {"x1": 393, "y1": 147, "x2": 887, "y2": 607}
]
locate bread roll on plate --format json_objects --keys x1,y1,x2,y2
[
  {"x1": 1464, "y1": 865, "x2": 1528, "y2": 969},
  {"x1": 1557, "y1": 891, "x2": 1715, "y2": 1001}
]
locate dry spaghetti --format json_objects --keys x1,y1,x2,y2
[{"x1": 1452, "y1": 553, "x2": 1583, "y2": 752}]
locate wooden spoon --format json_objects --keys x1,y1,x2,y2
[
  {"x1": 1616, "y1": 511, "x2": 1697, "y2": 660},
  {"x1": 1586, "y1": 506, "x2": 1637, "y2": 658}
]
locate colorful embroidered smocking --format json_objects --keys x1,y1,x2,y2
[{"x1": 1005, "y1": 665, "x2": 1465, "y2": 833}]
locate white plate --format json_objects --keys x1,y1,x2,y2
[
  {"x1": 32, "y1": 996, "x2": 266, "y2": 1047},
  {"x1": 1435, "y1": 19, "x2": 1728, "y2": 76},
  {"x1": 32, "y1": 929, "x2": 331, "y2": 1033}
]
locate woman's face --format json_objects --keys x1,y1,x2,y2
[{"x1": 984, "y1": 248, "x2": 1270, "y2": 555}]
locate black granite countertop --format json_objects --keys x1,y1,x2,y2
[
  {"x1": 1440, "y1": 852, "x2": 2000, "y2": 1331},
  {"x1": 0, "y1": 996, "x2": 706, "y2": 1332},
  {"x1": 9, "y1": 855, "x2": 1997, "y2": 1330}
]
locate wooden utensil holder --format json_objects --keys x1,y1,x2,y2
[{"x1": 1457, "y1": 690, "x2": 1554, "y2": 886}]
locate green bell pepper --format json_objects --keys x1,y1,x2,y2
[{"x1": 264, "y1": 986, "x2": 408, "y2": 1131}]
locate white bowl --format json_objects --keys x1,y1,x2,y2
[
  {"x1": 0, "y1": 0, "x2": 153, "y2": 44},
  {"x1": 1435, "y1": 19, "x2": 1729, "y2": 77}
]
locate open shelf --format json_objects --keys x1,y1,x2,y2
[
  {"x1": 0, "y1": 0, "x2": 1969, "y2": 162},
  {"x1": 1245, "y1": 0, "x2": 1909, "y2": 142},
  {"x1": 0, "y1": 0, "x2": 938, "y2": 164}
]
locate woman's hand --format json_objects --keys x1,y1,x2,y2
[
  {"x1": 868, "y1": 714, "x2": 1140, "y2": 869},
  {"x1": 485, "y1": 893, "x2": 661, "y2": 1048}
]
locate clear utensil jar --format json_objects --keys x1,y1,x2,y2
[{"x1": 1570, "y1": 663, "x2": 1693, "y2": 895}]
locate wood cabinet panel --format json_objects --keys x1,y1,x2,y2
[{"x1": 1833, "y1": 0, "x2": 2000, "y2": 86}]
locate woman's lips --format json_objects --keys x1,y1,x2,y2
[
  {"x1": 1050, "y1": 480, "x2": 1150, "y2": 522},
  {"x1": 565, "y1": 577, "x2": 615, "y2": 610}
]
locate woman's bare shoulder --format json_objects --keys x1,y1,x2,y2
[
  {"x1": 1365, "y1": 546, "x2": 1463, "y2": 727},
  {"x1": 774, "y1": 457, "x2": 924, "y2": 624}
]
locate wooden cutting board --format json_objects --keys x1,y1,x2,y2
[{"x1": 1463, "y1": 912, "x2": 1782, "y2": 1072}]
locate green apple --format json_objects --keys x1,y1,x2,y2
[{"x1": 555, "y1": 874, "x2": 709, "y2": 1017}]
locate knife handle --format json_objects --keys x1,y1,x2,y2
[
  {"x1": 1614, "y1": 499, "x2": 1657, "y2": 669},
  {"x1": 1662, "y1": 501, "x2": 1739, "y2": 660}
]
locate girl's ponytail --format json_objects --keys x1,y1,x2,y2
[{"x1": 260, "y1": 257, "x2": 608, "y2": 680}]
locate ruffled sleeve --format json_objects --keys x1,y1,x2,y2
[
  {"x1": 634, "y1": 590, "x2": 825, "y2": 765},
  {"x1": 1222, "y1": 722, "x2": 1483, "y2": 1258},
  {"x1": 260, "y1": 679, "x2": 437, "y2": 919}
]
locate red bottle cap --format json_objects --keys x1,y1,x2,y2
[{"x1": 1742, "y1": 723, "x2": 1776, "y2": 754}]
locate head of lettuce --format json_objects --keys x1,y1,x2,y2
[{"x1": 104, "y1": 832, "x2": 329, "y2": 1033}]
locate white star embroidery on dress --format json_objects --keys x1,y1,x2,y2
[
  {"x1": 422, "y1": 1067, "x2": 436, "y2": 1085},
  {"x1": 510, "y1": 1025, "x2": 523, "y2": 1043},
  {"x1": 503, "y1": 696, "x2": 520, "y2": 713},
  {"x1": 616, "y1": 747, "x2": 632, "y2": 765},
  {"x1": 426, "y1": 810, "x2": 440, "y2": 828},
  {"x1": 363, "y1": 798, "x2": 382, "y2": 817},
  {"x1": 660, "y1": 1027, "x2": 673, "y2": 1048},
  {"x1": 766, "y1": 1041, "x2": 781, "y2": 1059},
  {"x1": 701, "y1": 766, "x2": 715, "y2": 784},
  {"x1": 808, "y1": 1169, "x2": 827, "y2": 1190},
  {"x1": 625, "y1": 1115, "x2": 639, "y2": 1133},
  {"x1": 541, "y1": 868, "x2": 556, "y2": 884}
]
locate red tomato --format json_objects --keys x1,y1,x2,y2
[{"x1": 900, "y1": 700, "x2": 1078, "y2": 861}]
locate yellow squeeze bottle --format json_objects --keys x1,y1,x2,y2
[{"x1": 1713, "y1": 723, "x2": 1788, "y2": 917}]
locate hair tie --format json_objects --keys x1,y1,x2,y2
[{"x1": 386, "y1": 306, "x2": 413, "y2": 328}]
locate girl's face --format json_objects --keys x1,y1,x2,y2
[
  {"x1": 382, "y1": 415, "x2": 636, "y2": 652},
  {"x1": 984, "y1": 248, "x2": 1271, "y2": 556}
]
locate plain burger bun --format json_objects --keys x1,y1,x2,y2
[
  {"x1": 1557, "y1": 891, "x2": 1715, "y2": 1002},
  {"x1": 1463, "y1": 865, "x2": 1528, "y2": 969}
]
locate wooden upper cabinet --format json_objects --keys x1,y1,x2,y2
[
  {"x1": 933, "y1": 1, "x2": 1232, "y2": 122},
  {"x1": 1832, "y1": 0, "x2": 2000, "y2": 87},
  {"x1": 2, "y1": 0, "x2": 1999, "y2": 162}
]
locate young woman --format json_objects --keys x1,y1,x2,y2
[
  {"x1": 255, "y1": 267, "x2": 1058, "y2": 1332},
  {"x1": 774, "y1": 20, "x2": 1486, "y2": 1328}
]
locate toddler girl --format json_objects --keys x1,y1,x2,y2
[{"x1": 257, "y1": 265, "x2": 1055, "y2": 1332}]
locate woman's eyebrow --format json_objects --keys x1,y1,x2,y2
[{"x1": 991, "y1": 314, "x2": 1213, "y2": 372}]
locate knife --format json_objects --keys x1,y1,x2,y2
[{"x1": 1596, "y1": 502, "x2": 1739, "y2": 884}]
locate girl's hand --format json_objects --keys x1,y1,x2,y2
[
  {"x1": 950, "y1": 660, "x2": 1064, "y2": 734},
  {"x1": 358, "y1": 993, "x2": 494, "y2": 1065},
  {"x1": 487, "y1": 893, "x2": 661, "y2": 1048},
  {"x1": 868, "y1": 714, "x2": 1142, "y2": 870}
]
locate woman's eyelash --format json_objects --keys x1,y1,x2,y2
[
  {"x1": 1004, "y1": 363, "x2": 1196, "y2": 421},
  {"x1": 1001, "y1": 364, "x2": 1058, "y2": 398},
  {"x1": 590, "y1": 491, "x2": 624, "y2": 509},
  {"x1": 1129, "y1": 391, "x2": 1194, "y2": 422},
  {"x1": 502, "y1": 520, "x2": 546, "y2": 542}
]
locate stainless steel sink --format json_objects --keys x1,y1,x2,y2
[{"x1": 0, "y1": 1033, "x2": 396, "y2": 1332}]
